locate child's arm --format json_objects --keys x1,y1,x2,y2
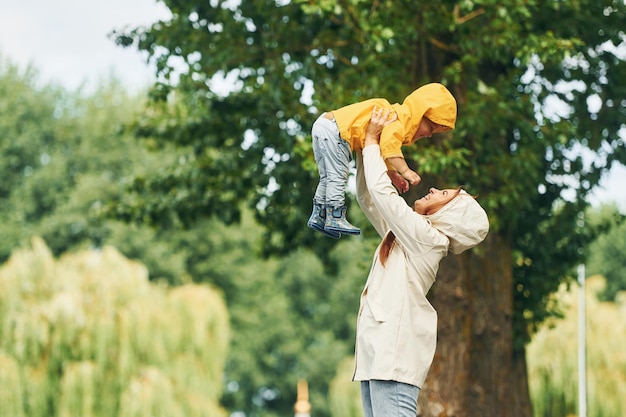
[
  {"x1": 386, "y1": 156, "x2": 421, "y2": 185},
  {"x1": 386, "y1": 170, "x2": 410, "y2": 194}
]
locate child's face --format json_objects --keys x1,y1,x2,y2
[{"x1": 412, "y1": 117, "x2": 445, "y2": 142}]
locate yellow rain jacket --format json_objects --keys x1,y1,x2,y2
[{"x1": 331, "y1": 83, "x2": 457, "y2": 167}]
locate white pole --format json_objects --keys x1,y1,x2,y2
[{"x1": 577, "y1": 263, "x2": 587, "y2": 417}]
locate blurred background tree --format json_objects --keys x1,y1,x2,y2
[
  {"x1": 109, "y1": 1, "x2": 626, "y2": 416},
  {"x1": 0, "y1": 58, "x2": 186, "y2": 281},
  {"x1": 0, "y1": 238, "x2": 229, "y2": 417},
  {"x1": 0, "y1": 56, "x2": 364, "y2": 417},
  {"x1": 585, "y1": 203, "x2": 626, "y2": 301},
  {"x1": 526, "y1": 275, "x2": 626, "y2": 417},
  {"x1": 328, "y1": 357, "x2": 362, "y2": 417}
]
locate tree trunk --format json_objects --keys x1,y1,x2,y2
[
  {"x1": 510, "y1": 347, "x2": 534, "y2": 417},
  {"x1": 419, "y1": 232, "x2": 532, "y2": 417}
]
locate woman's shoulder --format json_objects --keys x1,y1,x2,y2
[{"x1": 394, "y1": 215, "x2": 450, "y2": 255}]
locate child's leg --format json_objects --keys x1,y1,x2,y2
[
  {"x1": 311, "y1": 117, "x2": 328, "y2": 206},
  {"x1": 313, "y1": 117, "x2": 359, "y2": 235},
  {"x1": 322, "y1": 134, "x2": 350, "y2": 208},
  {"x1": 308, "y1": 116, "x2": 341, "y2": 238}
]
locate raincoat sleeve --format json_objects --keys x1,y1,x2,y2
[
  {"x1": 380, "y1": 123, "x2": 405, "y2": 168},
  {"x1": 362, "y1": 145, "x2": 439, "y2": 253},
  {"x1": 355, "y1": 152, "x2": 388, "y2": 238}
]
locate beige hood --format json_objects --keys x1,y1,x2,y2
[{"x1": 426, "y1": 191, "x2": 489, "y2": 254}]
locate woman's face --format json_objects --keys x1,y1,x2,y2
[{"x1": 413, "y1": 188, "x2": 458, "y2": 215}]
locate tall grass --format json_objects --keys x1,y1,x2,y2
[{"x1": 527, "y1": 275, "x2": 626, "y2": 417}]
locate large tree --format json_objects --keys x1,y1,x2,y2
[{"x1": 113, "y1": 1, "x2": 626, "y2": 416}]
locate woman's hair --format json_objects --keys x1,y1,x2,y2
[
  {"x1": 423, "y1": 187, "x2": 463, "y2": 215},
  {"x1": 379, "y1": 231, "x2": 396, "y2": 267},
  {"x1": 379, "y1": 187, "x2": 463, "y2": 267}
]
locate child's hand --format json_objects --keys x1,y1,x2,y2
[
  {"x1": 387, "y1": 170, "x2": 410, "y2": 194},
  {"x1": 401, "y1": 169, "x2": 421, "y2": 186}
]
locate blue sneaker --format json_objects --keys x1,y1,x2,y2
[
  {"x1": 325, "y1": 206, "x2": 360, "y2": 235},
  {"x1": 307, "y1": 204, "x2": 341, "y2": 239}
]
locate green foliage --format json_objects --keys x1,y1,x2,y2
[
  {"x1": 112, "y1": 0, "x2": 626, "y2": 334},
  {"x1": 0, "y1": 237, "x2": 229, "y2": 417},
  {"x1": 112, "y1": 0, "x2": 626, "y2": 232},
  {"x1": 0, "y1": 59, "x2": 65, "y2": 259},
  {"x1": 179, "y1": 211, "x2": 373, "y2": 417},
  {"x1": 0, "y1": 59, "x2": 61, "y2": 202},
  {"x1": 586, "y1": 204, "x2": 626, "y2": 301},
  {"x1": 3, "y1": 1, "x2": 626, "y2": 415},
  {"x1": 0, "y1": 58, "x2": 113, "y2": 258},
  {"x1": 0, "y1": 352, "x2": 25, "y2": 417},
  {"x1": 328, "y1": 357, "x2": 362, "y2": 417},
  {"x1": 0, "y1": 58, "x2": 371, "y2": 417},
  {"x1": 109, "y1": 0, "x2": 626, "y2": 413},
  {"x1": 0, "y1": 56, "x2": 195, "y2": 286},
  {"x1": 527, "y1": 276, "x2": 626, "y2": 417}
]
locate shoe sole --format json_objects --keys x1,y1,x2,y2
[
  {"x1": 325, "y1": 226, "x2": 360, "y2": 236},
  {"x1": 308, "y1": 222, "x2": 341, "y2": 239}
]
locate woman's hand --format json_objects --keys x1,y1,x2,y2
[{"x1": 364, "y1": 106, "x2": 397, "y2": 147}]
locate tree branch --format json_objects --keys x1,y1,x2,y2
[{"x1": 453, "y1": 4, "x2": 486, "y2": 25}]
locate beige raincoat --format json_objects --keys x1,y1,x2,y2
[{"x1": 353, "y1": 145, "x2": 489, "y2": 388}]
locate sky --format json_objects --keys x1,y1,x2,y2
[
  {"x1": 0, "y1": 0, "x2": 170, "y2": 92},
  {"x1": 0, "y1": 0, "x2": 624, "y2": 212}
]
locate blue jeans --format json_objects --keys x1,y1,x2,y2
[
  {"x1": 361, "y1": 380, "x2": 420, "y2": 417},
  {"x1": 311, "y1": 115, "x2": 352, "y2": 208}
]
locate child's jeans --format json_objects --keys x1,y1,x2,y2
[
  {"x1": 311, "y1": 114, "x2": 352, "y2": 208},
  {"x1": 360, "y1": 380, "x2": 420, "y2": 417}
]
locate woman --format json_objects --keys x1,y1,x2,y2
[{"x1": 354, "y1": 107, "x2": 489, "y2": 417}]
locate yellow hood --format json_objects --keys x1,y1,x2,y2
[
  {"x1": 379, "y1": 83, "x2": 457, "y2": 160},
  {"x1": 399, "y1": 83, "x2": 457, "y2": 141}
]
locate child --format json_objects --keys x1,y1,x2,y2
[{"x1": 307, "y1": 83, "x2": 457, "y2": 238}]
